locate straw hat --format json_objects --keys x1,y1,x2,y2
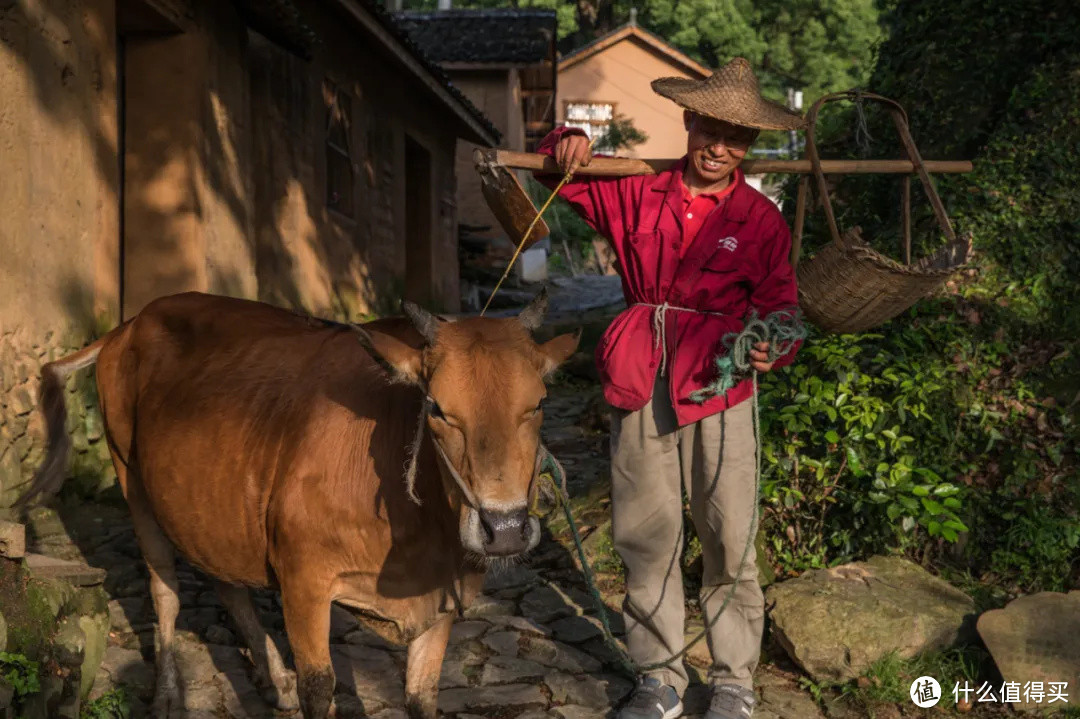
[{"x1": 652, "y1": 57, "x2": 805, "y2": 131}]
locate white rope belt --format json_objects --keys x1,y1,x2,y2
[{"x1": 634, "y1": 302, "x2": 725, "y2": 376}]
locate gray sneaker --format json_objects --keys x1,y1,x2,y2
[
  {"x1": 617, "y1": 676, "x2": 683, "y2": 719},
  {"x1": 705, "y1": 684, "x2": 755, "y2": 719}
]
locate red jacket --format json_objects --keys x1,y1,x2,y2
[{"x1": 536, "y1": 127, "x2": 801, "y2": 426}]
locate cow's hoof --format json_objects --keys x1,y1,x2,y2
[
  {"x1": 261, "y1": 674, "x2": 300, "y2": 712},
  {"x1": 151, "y1": 684, "x2": 185, "y2": 719},
  {"x1": 152, "y1": 658, "x2": 185, "y2": 719}
]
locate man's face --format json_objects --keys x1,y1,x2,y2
[{"x1": 684, "y1": 111, "x2": 758, "y2": 184}]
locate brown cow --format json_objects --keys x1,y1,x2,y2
[{"x1": 18, "y1": 290, "x2": 579, "y2": 718}]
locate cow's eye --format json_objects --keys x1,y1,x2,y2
[
  {"x1": 428, "y1": 398, "x2": 445, "y2": 420},
  {"x1": 532, "y1": 398, "x2": 546, "y2": 416}
]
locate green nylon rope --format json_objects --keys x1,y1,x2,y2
[
  {"x1": 689, "y1": 308, "x2": 808, "y2": 404},
  {"x1": 536, "y1": 308, "x2": 807, "y2": 680}
]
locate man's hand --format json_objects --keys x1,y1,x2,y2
[
  {"x1": 555, "y1": 133, "x2": 592, "y2": 174},
  {"x1": 750, "y1": 341, "x2": 774, "y2": 373}
]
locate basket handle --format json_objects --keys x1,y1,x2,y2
[{"x1": 796, "y1": 91, "x2": 958, "y2": 267}]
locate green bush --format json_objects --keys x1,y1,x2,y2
[
  {"x1": 81, "y1": 687, "x2": 132, "y2": 719},
  {"x1": 754, "y1": 290, "x2": 1077, "y2": 589},
  {"x1": 758, "y1": 0, "x2": 1080, "y2": 591},
  {"x1": 524, "y1": 176, "x2": 598, "y2": 253},
  {"x1": 0, "y1": 651, "x2": 41, "y2": 712}
]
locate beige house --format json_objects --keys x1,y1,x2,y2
[
  {"x1": 557, "y1": 19, "x2": 710, "y2": 159},
  {"x1": 0, "y1": 0, "x2": 497, "y2": 506},
  {"x1": 397, "y1": 9, "x2": 558, "y2": 237}
]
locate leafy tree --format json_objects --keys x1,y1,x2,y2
[
  {"x1": 394, "y1": 0, "x2": 887, "y2": 101},
  {"x1": 598, "y1": 112, "x2": 648, "y2": 153}
]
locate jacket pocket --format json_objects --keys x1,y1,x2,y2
[
  {"x1": 620, "y1": 230, "x2": 657, "y2": 279},
  {"x1": 699, "y1": 240, "x2": 745, "y2": 276}
]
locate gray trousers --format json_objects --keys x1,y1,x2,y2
[{"x1": 610, "y1": 372, "x2": 763, "y2": 694}]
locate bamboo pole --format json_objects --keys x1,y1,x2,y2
[
  {"x1": 901, "y1": 175, "x2": 912, "y2": 265},
  {"x1": 475, "y1": 149, "x2": 974, "y2": 177},
  {"x1": 791, "y1": 176, "x2": 809, "y2": 268}
]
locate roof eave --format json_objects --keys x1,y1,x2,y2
[
  {"x1": 330, "y1": 0, "x2": 499, "y2": 147},
  {"x1": 441, "y1": 60, "x2": 549, "y2": 71},
  {"x1": 558, "y1": 25, "x2": 710, "y2": 80}
]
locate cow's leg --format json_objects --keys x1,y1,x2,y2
[
  {"x1": 404, "y1": 613, "x2": 453, "y2": 719},
  {"x1": 281, "y1": 581, "x2": 334, "y2": 719},
  {"x1": 216, "y1": 581, "x2": 300, "y2": 711},
  {"x1": 127, "y1": 500, "x2": 184, "y2": 718}
]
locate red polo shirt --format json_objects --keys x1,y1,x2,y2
[{"x1": 681, "y1": 180, "x2": 738, "y2": 258}]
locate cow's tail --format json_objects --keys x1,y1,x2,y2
[{"x1": 14, "y1": 339, "x2": 107, "y2": 511}]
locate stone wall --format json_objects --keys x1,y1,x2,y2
[
  {"x1": 0, "y1": 0, "x2": 121, "y2": 510},
  {"x1": 0, "y1": 330, "x2": 114, "y2": 511}
]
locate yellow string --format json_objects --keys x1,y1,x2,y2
[{"x1": 479, "y1": 137, "x2": 598, "y2": 317}]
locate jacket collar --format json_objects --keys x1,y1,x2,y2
[{"x1": 654, "y1": 158, "x2": 752, "y2": 224}]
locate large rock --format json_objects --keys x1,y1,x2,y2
[
  {"x1": 766, "y1": 555, "x2": 975, "y2": 681},
  {"x1": 977, "y1": 590, "x2": 1080, "y2": 713},
  {"x1": 53, "y1": 611, "x2": 110, "y2": 698},
  {"x1": 550, "y1": 615, "x2": 603, "y2": 644},
  {"x1": 0, "y1": 521, "x2": 25, "y2": 558},
  {"x1": 463, "y1": 594, "x2": 515, "y2": 618},
  {"x1": 24, "y1": 554, "x2": 105, "y2": 587},
  {"x1": 519, "y1": 634, "x2": 602, "y2": 673},
  {"x1": 438, "y1": 683, "x2": 547, "y2": 713},
  {"x1": 98, "y1": 646, "x2": 155, "y2": 700},
  {"x1": 0, "y1": 609, "x2": 5, "y2": 653},
  {"x1": 481, "y1": 655, "x2": 549, "y2": 684},
  {"x1": 546, "y1": 672, "x2": 631, "y2": 708},
  {"x1": 486, "y1": 615, "x2": 552, "y2": 637},
  {"x1": 520, "y1": 585, "x2": 577, "y2": 624},
  {"x1": 552, "y1": 705, "x2": 606, "y2": 719},
  {"x1": 482, "y1": 630, "x2": 522, "y2": 657},
  {"x1": 331, "y1": 644, "x2": 404, "y2": 707}
]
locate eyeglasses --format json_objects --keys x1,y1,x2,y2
[{"x1": 689, "y1": 117, "x2": 757, "y2": 152}]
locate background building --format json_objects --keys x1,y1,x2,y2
[
  {"x1": 557, "y1": 16, "x2": 710, "y2": 159},
  {"x1": 396, "y1": 8, "x2": 558, "y2": 236}
]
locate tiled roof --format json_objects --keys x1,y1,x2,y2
[
  {"x1": 358, "y1": 1, "x2": 501, "y2": 143},
  {"x1": 394, "y1": 9, "x2": 557, "y2": 65}
]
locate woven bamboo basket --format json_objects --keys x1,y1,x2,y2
[{"x1": 792, "y1": 91, "x2": 972, "y2": 334}]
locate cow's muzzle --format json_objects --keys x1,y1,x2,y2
[{"x1": 466, "y1": 505, "x2": 539, "y2": 557}]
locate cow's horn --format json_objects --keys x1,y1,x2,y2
[
  {"x1": 518, "y1": 286, "x2": 549, "y2": 331},
  {"x1": 402, "y1": 301, "x2": 438, "y2": 344}
]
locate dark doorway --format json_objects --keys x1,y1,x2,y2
[
  {"x1": 116, "y1": 0, "x2": 185, "y2": 320},
  {"x1": 404, "y1": 135, "x2": 433, "y2": 308}
]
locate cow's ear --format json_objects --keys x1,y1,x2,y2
[
  {"x1": 355, "y1": 326, "x2": 424, "y2": 384},
  {"x1": 537, "y1": 329, "x2": 581, "y2": 377}
]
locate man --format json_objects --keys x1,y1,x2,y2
[{"x1": 534, "y1": 58, "x2": 804, "y2": 719}]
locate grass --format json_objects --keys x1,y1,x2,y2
[
  {"x1": 811, "y1": 645, "x2": 1080, "y2": 717},
  {"x1": 850, "y1": 648, "x2": 984, "y2": 705}
]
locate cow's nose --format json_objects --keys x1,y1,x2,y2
[{"x1": 477, "y1": 506, "x2": 532, "y2": 556}]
